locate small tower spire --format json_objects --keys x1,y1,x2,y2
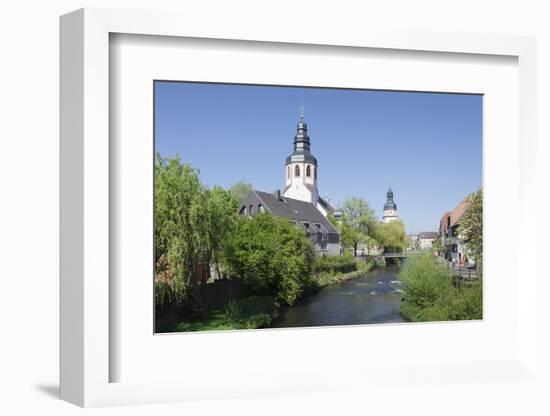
[
  {"x1": 387, "y1": 187, "x2": 394, "y2": 203},
  {"x1": 383, "y1": 187, "x2": 398, "y2": 223},
  {"x1": 293, "y1": 114, "x2": 311, "y2": 152}
]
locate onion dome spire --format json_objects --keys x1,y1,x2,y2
[
  {"x1": 293, "y1": 114, "x2": 311, "y2": 152},
  {"x1": 384, "y1": 187, "x2": 397, "y2": 210},
  {"x1": 285, "y1": 113, "x2": 317, "y2": 166}
]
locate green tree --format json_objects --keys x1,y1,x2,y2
[
  {"x1": 459, "y1": 189, "x2": 483, "y2": 274},
  {"x1": 229, "y1": 180, "x2": 253, "y2": 203},
  {"x1": 155, "y1": 155, "x2": 240, "y2": 304},
  {"x1": 224, "y1": 214, "x2": 314, "y2": 305},
  {"x1": 362, "y1": 234, "x2": 378, "y2": 255},
  {"x1": 339, "y1": 198, "x2": 377, "y2": 256},
  {"x1": 374, "y1": 220, "x2": 408, "y2": 253},
  {"x1": 206, "y1": 186, "x2": 240, "y2": 278},
  {"x1": 332, "y1": 215, "x2": 357, "y2": 256},
  {"x1": 155, "y1": 155, "x2": 206, "y2": 301}
]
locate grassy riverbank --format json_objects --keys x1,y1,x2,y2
[
  {"x1": 163, "y1": 296, "x2": 280, "y2": 332},
  {"x1": 315, "y1": 259, "x2": 374, "y2": 287}
]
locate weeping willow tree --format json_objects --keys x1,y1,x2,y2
[
  {"x1": 154, "y1": 154, "x2": 238, "y2": 305},
  {"x1": 374, "y1": 220, "x2": 408, "y2": 253}
]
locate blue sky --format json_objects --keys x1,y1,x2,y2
[{"x1": 155, "y1": 81, "x2": 482, "y2": 234}]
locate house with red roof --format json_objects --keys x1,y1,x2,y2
[{"x1": 439, "y1": 196, "x2": 473, "y2": 265}]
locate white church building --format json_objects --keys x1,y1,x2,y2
[{"x1": 239, "y1": 115, "x2": 341, "y2": 256}]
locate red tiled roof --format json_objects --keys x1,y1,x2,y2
[
  {"x1": 439, "y1": 196, "x2": 470, "y2": 235},
  {"x1": 450, "y1": 197, "x2": 469, "y2": 227}
]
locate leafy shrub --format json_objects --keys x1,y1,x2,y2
[
  {"x1": 399, "y1": 254, "x2": 454, "y2": 309},
  {"x1": 446, "y1": 281, "x2": 483, "y2": 320},
  {"x1": 224, "y1": 214, "x2": 315, "y2": 305},
  {"x1": 399, "y1": 254, "x2": 482, "y2": 322}
]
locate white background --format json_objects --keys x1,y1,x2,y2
[{"x1": 1, "y1": 1, "x2": 549, "y2": 415}]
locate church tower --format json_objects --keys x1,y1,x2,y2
[
  {"x1": 382, "y1": 187, "x2": 399, "y2": 223},
  {"x1": 283, "y1": 114, "x2": 319, "y2": 205}
]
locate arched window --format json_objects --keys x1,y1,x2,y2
[
  {"x1": 306, "y1": 165, "x2": 311, "y2": 177},
  {"x1": 294, "y1": 165, "x2": 300, "y2": 177},
  {"x1": 314, "y1": 167, "x2": 317, "y2": 179},
  {"x1": 287, "y1": 166, "x2": 290, "y2": 179}
]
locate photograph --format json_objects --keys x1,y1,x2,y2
[{"x1": 153, "y1": 81, "x2": 483, "y2": 333}]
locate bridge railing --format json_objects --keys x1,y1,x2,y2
[
  {"x1": 381, "y1": 254, "x2": 479, "y2": 282},
  {"x1": 382, "y1": 250, "x2": 431, "y2": 258}
]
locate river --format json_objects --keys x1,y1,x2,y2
[{"x1": 269, "y1": 264, "x2": 405, "y2": 328}]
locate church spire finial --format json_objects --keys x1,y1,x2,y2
[{"x1": 299, "y1": 104, "x2": 305, "y2": 119}]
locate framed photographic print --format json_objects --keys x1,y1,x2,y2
[
  {"x1": 152, "y1": 81, "x2": 482, "y2": 334},
  {"x1": 60, "y1": 8, "x2": 538, "y2": 408}
]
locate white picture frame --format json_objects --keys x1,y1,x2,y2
[{"x1": 60, "y1": 7, "x2": 538, "y2": 408}]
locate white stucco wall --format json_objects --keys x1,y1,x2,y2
[
  {"x1": 283, "y1": 162, "x2": 318, "y2": 204},
  {"x1": 382, "y1": 209, "x2": 398, "y2": 223}
]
